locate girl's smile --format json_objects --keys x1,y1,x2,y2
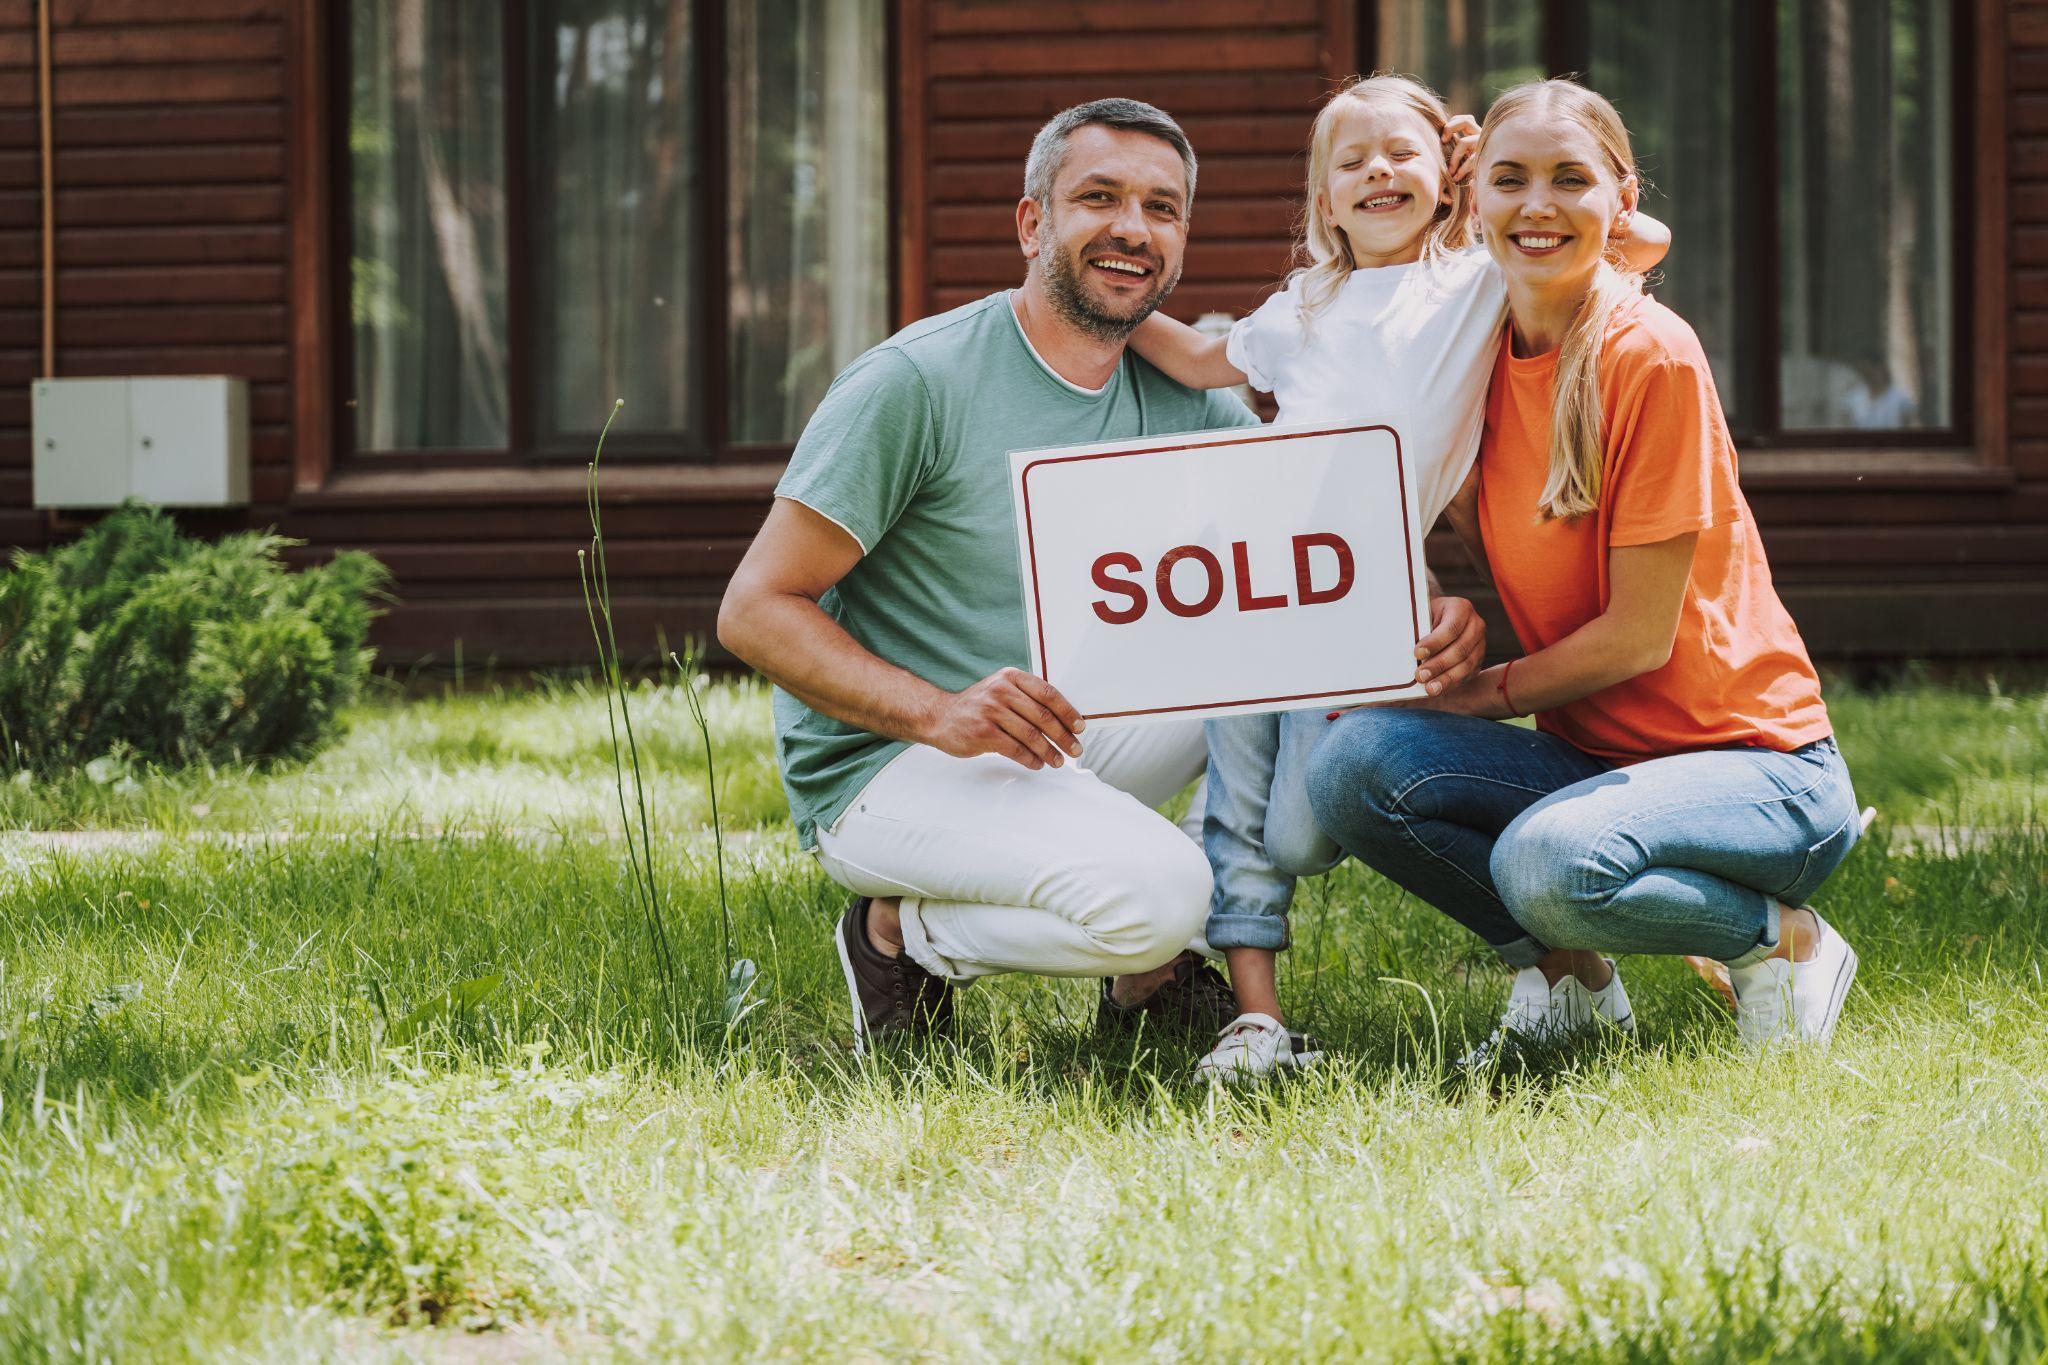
[{"x1": 1318, "y1": 100, "x2": 1450, "y2": 269}]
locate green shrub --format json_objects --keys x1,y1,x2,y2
[{"x1": 0, "y1": 502, "x2": 389, "y2": 769}]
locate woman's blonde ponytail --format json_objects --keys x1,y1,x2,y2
[{"x1": 1539, "y1": 263, "x2": 1641, "y2": 519}]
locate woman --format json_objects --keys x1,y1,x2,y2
[{"x1": 1305, "y1": 79, "x2": 1862, "y2": 1059}]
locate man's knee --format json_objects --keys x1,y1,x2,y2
[{"x1": 1077, "y1": 828, "x2": 1212, "y2": 974}]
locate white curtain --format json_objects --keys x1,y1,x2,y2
[
  {"x1": 349, "y1": 0, "x2": 508, "y2": 450},
  {"x1": 349, "y1": 0, "x2": 887, "y2": 451},
  {"x1": 726, "y1": 0, "x2": 889, "y2": 443},
  {"x1": 537, "y1": 0, "x2": 698, "y2": 442}
]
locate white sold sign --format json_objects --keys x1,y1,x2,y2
[{"x1": 1010, "y1": 422, "x2": 1429, "y2": 723}]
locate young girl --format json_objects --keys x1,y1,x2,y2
[
  {"x1": 1307, "y1": 80, "x2": 1860, "y2": 1061},
  {"x1": 1128, "y1": 74, "x2": 1669, "y2": 1080}
]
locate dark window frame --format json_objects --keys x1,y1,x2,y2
[
  {"x1": 1362, "y1": 0, "x2": 1979, "y2": 456},
  {"x1": 324, "y1": 0, "x2": 899, "y2": 474}
]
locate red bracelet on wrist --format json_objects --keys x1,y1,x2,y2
[{"x1": 1496, "y1": 657, "x2": 1524, "y2": 718}]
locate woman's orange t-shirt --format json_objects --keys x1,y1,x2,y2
[{"x1": 1477, "y1": 295, "x2": 1831, "y2": 763}]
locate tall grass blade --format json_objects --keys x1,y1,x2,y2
[
  {"x1": 672, "y1": 645, "x2": 760, "y2": 1034},
  {"x1": 580, "y1": 399, "x2": 679, "y2": 1027}
]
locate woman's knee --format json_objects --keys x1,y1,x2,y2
[
  {"x1": 1491, "y1": 802, "x2": 1625, "y2": 948},
  {"x1": 1304, "y1": 711, "x2": 1432, "y2": 841}
]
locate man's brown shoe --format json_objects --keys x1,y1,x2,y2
[
  {"x1": 1097, "y1": 954, "x2": 1322, "y2": 1057},
  {"x1": 1096, "y1": 954, "x2": 1237, "y2": 1038},
  {"x1": 835, "y1": 896, "x2": 955, "y2": 1055}
]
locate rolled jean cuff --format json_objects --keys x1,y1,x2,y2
[
  {"x1": 1718, "y1": 900, "x2": 1783, "y2": 970},
  {"x1": 1205, "y1": 909, "x2": 1290, "y2": 952},
  {"x1": 1494, "y1": 933, "x2": 1549, "y2": 970}
]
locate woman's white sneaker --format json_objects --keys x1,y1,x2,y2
[
  {"x1": 1728, "y1": 909, "x2": 1857, "y2": 1048},
  {"x1": 1459, "y1": 961, "x2": 1634, "y2": 1069},
  {"x1": 1195, "y1": 1012, "x2": 1322, "y2": 1084}
]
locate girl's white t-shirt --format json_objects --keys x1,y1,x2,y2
[{"x1": 1225, "y1": 246, "x2": 1507, "y2": 531}]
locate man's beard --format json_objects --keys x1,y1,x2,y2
[{"x1": 1040, "y1": 232, "x2": 1181, "y2": 343}]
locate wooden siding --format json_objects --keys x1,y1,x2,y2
[
  {"x1": 904, "y1": 0, "x2": 1348, "y2": 326},
  {"x1": 0, "y1": 0, "x2": 2042, "y2": 668},
  {"x1": 2015, "y1": 2, "x2": 2048, "y2": 496},
  {"x1": 0, "y1": 0, "x2": 289, "y2": 554}
]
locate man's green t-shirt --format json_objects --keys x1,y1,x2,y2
[{"x1": 772, "y1": 291, "x2": 1259, "y2": 848}]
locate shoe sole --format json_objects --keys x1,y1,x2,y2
[
  {"x1": 834, "y1": 911, "x2": 871, "y2": 1058},
  {"x1": 1197, "y1": 1050, "x2": 1325, "y2": 1086}
]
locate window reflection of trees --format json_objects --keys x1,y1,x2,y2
[
  {"x1": 1377, "y1": 0, "x2": 1957, "y2": 439},
  {"x1": 538, "y1": 1, "x2": 697, "y2": 445}
]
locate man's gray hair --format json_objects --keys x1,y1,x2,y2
[{"x1": 1021, "y1": 98, "x2": 1197, "y2": 210}]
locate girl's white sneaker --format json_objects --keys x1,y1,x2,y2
[
  {"x1": 1194, "y1": 1012, "x2": 1323, "y2": 1084},
  {"x1": 1459, "y1": 961, "x2": 1634, "y2": 1069},
  {"x1": 1728, "y1": 909, "x2": 1857, "y2": 1048}
]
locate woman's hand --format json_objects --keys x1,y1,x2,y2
[
  {"x1": 1324, "y1": 594, "x2": 1485, "y2": 720},
  {"x1": 1433, "y1": 532, "x2": 1699, "y2": 720},
  {"x1": 1415, "y1": 594, "x2": 1485, "y2": 696}
]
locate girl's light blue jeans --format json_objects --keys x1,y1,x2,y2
[
  {"x1": 1302, "y1": 707, "x2": 1862, "y2": 969},
  {"x1": 1202, "y1": 709, "x2": 1345, "y2": 952}
]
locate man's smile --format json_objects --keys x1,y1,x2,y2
[{"x1": 1087, "y1": 253, "x2": 1156, "y2": 281}]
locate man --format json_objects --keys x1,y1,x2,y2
[{"x1": 718, "y1": 99, "x2": 1481, "y2": 1052}]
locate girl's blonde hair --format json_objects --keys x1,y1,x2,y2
[
  {"x1": 1478, "y1": 79, "x2": 1644, "y2": 521},
  {"x1": 1293, "y1": 74, "x2": 1472, "y2": 325}
]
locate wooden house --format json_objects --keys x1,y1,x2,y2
[{"x1": 1, "y1": 0, "x2": 2041, "y2": 664}]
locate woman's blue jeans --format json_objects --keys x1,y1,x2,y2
[{"x1": 1303, "y1": 708, "x2": 1861, "y2": 969}]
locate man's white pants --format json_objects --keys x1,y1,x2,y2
[{"x1": 813, "y1": 721, "x2": 1211, "y2": 983}]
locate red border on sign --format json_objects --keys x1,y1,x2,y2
[{"x1": 1018, "y1": 424, "x2": 1422, "y2": 720}]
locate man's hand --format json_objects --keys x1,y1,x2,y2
[
  {"x1": 1415, "y1": 595, "x2": 1485, "y2": 697},
  {"x1": 922, "y1": 667, "x2": 1085, "y2": 770}
]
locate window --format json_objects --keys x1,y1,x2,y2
[
  {"x1": 1376, "y1": 0, "x2": 1964, "y2": 444},
  {"x1": 344, "y1": 0, "x2": 889, "y2": 460}
]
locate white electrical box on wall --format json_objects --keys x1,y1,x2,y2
[{"x1": 30, "y1": 376, "x2": 251, "y2": 509}]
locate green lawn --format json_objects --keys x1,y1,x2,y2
[{"x1": 2, "y1": 674, "x2": 2045, "y2": 1360}]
